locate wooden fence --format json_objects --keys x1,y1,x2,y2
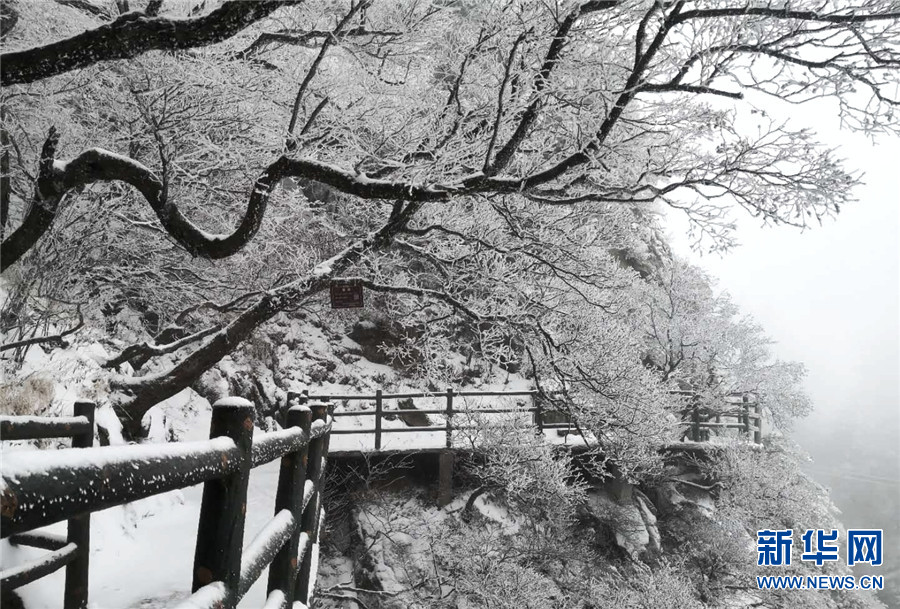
[
  {"x1": 295, "y1": 388, "x2": 584, "y2": 450},
  {"x1": 299, "y1": 388, "x2": 765, "y2": 448},
  {"x1": 677, "y1": 393, "x2": 764, "y2": 444},
  {"x1": 0, "y1": 398, "x2": 332, "y2": 609},
  {"x1": 0, "y1": 388, "x2": 761, "y2": 607}
]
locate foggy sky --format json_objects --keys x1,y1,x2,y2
[{"x1": 666, "y1": 97, "x2": 899, "y2": 607}]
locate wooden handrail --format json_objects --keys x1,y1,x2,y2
[
  {"x1": 0, "y1": 398, "x2": 333, "y2": 609},
  {"x1": 293, "y1": 388, "x2": 543, "y2": 449},
  {"x1": 294, "y1": 388, "x2": 764, "y2": 448},
  {"x1": 0, "y1": 414, "x2": 92, "y2": 441}
]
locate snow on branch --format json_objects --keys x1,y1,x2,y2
[{"x1": 0, "y1": 0, "x2": 301, "y2": 86}]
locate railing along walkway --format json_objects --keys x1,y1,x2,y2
[
  {"x1": 1, "y1": 398, "x2": 332, "y2": 609},
  {"x1": 0, "y1": 389, "x2": 761, "y2": 607},
  {"x1": 296, "y1": 389, "x2": 764, "y2": 453}
]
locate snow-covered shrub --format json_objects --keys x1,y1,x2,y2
[{"x1": 0, "y1": 374, "x2": 55, "y2": 415}]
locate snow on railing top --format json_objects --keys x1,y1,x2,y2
[{"x1": 1, "y1": 436, "x2": 238, "y2": 483}]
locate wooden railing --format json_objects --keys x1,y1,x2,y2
[
  {"x1": 294, "y1": 389, "x2": 582, "y2": 450},
  {"x1": 298, "y1": 388, "x2": 765, "y2": 448},
  {"x1": 0, "y1": 398, "x2": 332, "y2": 609},
  {"x1": 0, "y1": 389, "x2": 762, "y2": 606},
  {"x1": 0, "y1": 401, "x2": 94, "y2": 607},
  {"x1": 676, "y1": 393, "x2": 764, "y2": 444}
]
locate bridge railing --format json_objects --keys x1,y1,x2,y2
[
  {"x1": 1, "y1": 398, "x2": 332, "y2": 609},
  {"x1": 298, "y1": 388, "x2": 764, "y2": 448},
  {"x1": 294, "y1": 389, "x2": 580, "y2": 450},
  {"x1": 675, "y1": 393, "x2": 764, "y2": 444}
]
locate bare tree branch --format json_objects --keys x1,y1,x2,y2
[
  {"x1": 287, "y1": 0, "x2": 370, "y2": 137},
  {"x1": 103, "y1": 324, "x2": 222, "y2": 369},
  {"x1": 236, "y1": 26, "x2": 401, "y2": 60},
  {"x1": 0, "y1": 306, "x2": 83, "y2": 352}
]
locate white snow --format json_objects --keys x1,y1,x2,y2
[
  {"x1": 240, "y1": 509, "x2": 296, "y2": 593},
  {"x1": 262, "y1": 590, "x2": 286, "y2": 609},
  {"x1": 214, "y1": 396, "x2": 255, "y2": 408},
  {"x1": 172, "y1": 582, "x2": 227, "y2": 609}
]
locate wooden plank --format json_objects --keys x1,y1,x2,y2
[
  {"x1": 445, "y1": 388, "x2": 454, "y2": 449},
  {"x1": 9, "y1": 531, "x2": 68, "y2": 551},
  {"x1": 375, "y1": 426, "x2": 444, "y2": 434},
  {"x1": 754, "y1": 404, "x2": 763, "y2": 444},
  {"x1": 330, "y1": 410, "x2": 374, "y2": 417},
  {"x1": 333, "y1": 406, "x2": 537, "y2": 417},
  {"x1": 455, "y1": 390, "x2": 536, "y2": 397},
  {"x1": 251, "y1": 427, "x2": 311, "y2": 468},
  {"x1": 240, "y1": 510, "x2": 296, "y2": 599},
  {"x1": 451, "y1": 407, "x2": 537, "y2": 414},
  {"x1": 304, "y1": 389, "x2": 538, "y2": 401},
  {"x1": 267, "y1": 407, "x2": 311, "y2": 605},
  {"x1": 374, "y1": 389, "x2": 382, "y2": 451},
  {"x1": 296, "y1": 405, "x2": 328, "y2": 604},
  {"x1": 330, "y1": 427, "x2": 379, "y2": 435}
]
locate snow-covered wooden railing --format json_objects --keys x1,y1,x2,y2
[
  {"x1": 298, "y1": 388, "x2": 765, "y2": 450},
  {"x1": 1, "y1": 398, "x2": 333, "y2": 609},
  {"x1": 0, "y1": 400, "x2": 94, "y2": 609},
  {"x1": 296, "y1": 388, "x2": 582, "y2": 450},
  {"x1": 675, "y1": 392, "x2": 764, "y2": 444}
]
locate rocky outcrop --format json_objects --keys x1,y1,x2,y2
[
  {"x1": 582, "y1": 479, "x2": 662, "y2": 562},
  {"x1": 383, "y1": 397, "x2": 431, "y2": 427}
]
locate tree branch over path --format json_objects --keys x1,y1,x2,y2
[
  {"x1": 109, "y1": 201, "x2": 423, "y2": 432},
  {"x1": 0, "y1": 0, "x2": 301, "y2": 86},
  {"x1": 487, "y1": 0, "x2": 618, "y2": 175},
  {"x1": 4, "y1": 2, "x2": 898, "y2": 272},
  {"x1": 236, "y1": 26, "x2": 401, "y2": 60}
]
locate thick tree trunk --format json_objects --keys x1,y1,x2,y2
[{"x1": 112, "y1": 289, "x2": 287, "y2": 435}]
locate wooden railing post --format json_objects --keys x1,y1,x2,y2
[
  {"x1": 267, "y1": 406, "x2": 312, "y2": 604},
  {"x1": 296, "y1": 404, "x2": 328, "y2": 605},
  {"x1": 534, "y1": 393, "x2": 543, "y2": 436},
  {"x1": 741, "y1": 395, "x2": 751, "y2": 438},
  {"x1": 691, "y1": 405, "x2": 701, "y2": 442},
  {"x1": 63, "y1": 400, "x2": 94, "y2": 609},
  {"x1": 445, "y1": 387, "x2": 454, "y2": 449},
  {"x1": 753, "y1": 402, "x2": 763, "y2": 444},
  {"x1": 374, "y1": 389, "x2": 383, "y2": 451},
  {"x1": 192, "y1": 398, "x2": 254, "y2": 606}
]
